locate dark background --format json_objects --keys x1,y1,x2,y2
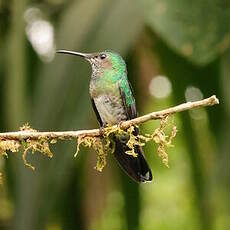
[{"x1": 0, "y1": 0, "x2": 229, "y2": 229}]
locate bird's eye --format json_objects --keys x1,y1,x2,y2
[{"x1": 99, "y1": 53, "x2": 106, "y2": 59}]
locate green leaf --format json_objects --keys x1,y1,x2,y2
[{"x1": 140, "y1": 0, "x2": 230, "y2": 65}]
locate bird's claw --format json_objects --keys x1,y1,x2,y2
[
  {"x1": 99, "y1": 123, "x2": 107, "y2": 136},
  {"x1": 117, "y1": 121, "x2": 124, "y2": 129}
]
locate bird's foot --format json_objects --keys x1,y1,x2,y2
[
  {"x1": 99, "y1": 123, "x2": 107, "y2": 136},
  {"x1": 117, "y1": 121, "x2": 124, "y2": 129}
]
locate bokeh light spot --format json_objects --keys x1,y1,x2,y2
[
  {"x1": 24, "y1": 7, "x2": 55, "y2": 62},
  {"x1": 149, "y1": 75, "x2": 172, "y2": 99},
  {"x1": 185, "y1": 86, "x2": 203, "y2": 102},
  {"x1": 185, "y1": 86, "x2": 205, "y2": 120}
]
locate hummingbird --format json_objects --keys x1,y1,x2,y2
[{"x1": 56, "y1": 49, "x2": 152, "y2": 183}]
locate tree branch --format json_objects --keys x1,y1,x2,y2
[{"x1": 0, "y1": 95, "x2": 219, "y2": 141}]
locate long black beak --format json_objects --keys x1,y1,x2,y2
[{"x1": 56, "y1": 49, "x2": 91, "y2": 59}]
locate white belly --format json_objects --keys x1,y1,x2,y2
[{"x1": 94, "y1": 94, "x2": 127, "y2": 125}]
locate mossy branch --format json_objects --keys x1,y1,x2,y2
[
  {"x1": 0, "y1": 95, "x2": 219, "y2": 141},
  {"x1": 0, "y1": 95, "x2": 219, "y2": 176}
]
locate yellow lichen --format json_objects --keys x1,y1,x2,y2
[
  {"x1": 50, "y1": 139, "x2": 57, "y2": 144},
  {"x1": 75, "y1": 124, "x2": 130, "y2": 172},
  {"x1": 0, "y1": 124, "x2": 54, "y2": 172},
  {"x1": 75, "y1": 117, "x2": 177, "y2": 172},
  {"x1": 19, "y1": 124, "x2": 54, "y2": 170},
  {"x1": 94, "y1": 138, "x2": 107, "y2": 172},
  {"x1": 22, "y1": 138, "x2": 53, "y2": 170},
  {"x1": 125, "y1": 126, "x2": 143, "y2": 157},
  {"x1": 151, "y1": 116, "x2": 177, "y2": 167},
  {"x1": 75, "y1": 136, "x2": 95, "y2": 157},
  {"x1": 75, "y1": 135, "x2": 110, "y2": 172},
  {"x1": 1, "y1": 118, "x2": 177, "y2": 175},
  {"x1": 0, "y1": 139, "x2": 21, "y2": 184},
  {"x1": 0, "y1": 140, "x2": 21, "y2": 157},
  {"x1": 20, "y1": 123, "x2": 36, "y2": 132}
]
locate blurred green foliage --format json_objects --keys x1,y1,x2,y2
[
  {"x1": 140, "y1": 0, "x2": 230, "y2": 65},
  {"x1": 0, "y1": 0, "x2": 229, "y2": 229}
]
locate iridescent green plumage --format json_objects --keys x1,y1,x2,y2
[
  {"x1": 56, "y1": 49, "x2": 152, "y2": 183},
  {"x1": 91, "y1": 52, "x2": 135, "y2": 107},
  {"x1": 107, "y1": 53, "x2": 134, "y2": 107}
]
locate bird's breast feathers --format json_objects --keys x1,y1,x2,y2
[{"x1": 94, "y1": 93, "x2": 127, "y2": 125}]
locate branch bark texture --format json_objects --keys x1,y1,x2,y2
[{"x1": 0, "y1": 95, "x2": 219, "y2": 141}]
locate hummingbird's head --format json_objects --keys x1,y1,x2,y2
[{"x1": 56, "y1": 50, "x2": 127, "y2": 77}]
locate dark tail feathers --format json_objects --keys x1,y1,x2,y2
[{"x1": 113, "y1": 138, "x2": 152, "y2": 183}]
